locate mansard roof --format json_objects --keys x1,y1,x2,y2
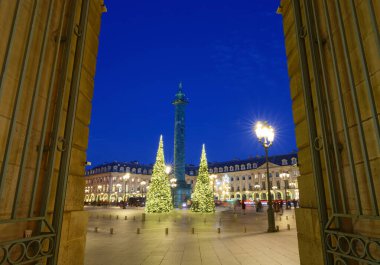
[{"x1": 85, "y1": 153, "x2": 298, "y2": 176}]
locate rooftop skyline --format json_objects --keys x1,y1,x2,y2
[{"x1": 87, "y1": 0, "x2": 297, "y2": 166}]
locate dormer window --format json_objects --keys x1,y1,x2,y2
[
  {"x1": 282, "y1": 159, "x2": 288, "y2": 166},
  {"x1": 253, "y1": 163, "x2": 258, "y2": 169},
  {"x1": 214, "y1": 167, "x2": 218, "y2": 173},
  {"x1": 230, "y1": 166, "x2": 234, "y2": 171},
  {"x1": 235, "y1": 165, "x2": 240, "y2": 171},
  {"x1": 224, "y1": 166, "x2": 228, "y2": 172},
  {"x1": 247, "y1": 163, "x2": 251, "y2": 169},
  {"x1": 241, "y1": 165, "x2": 246, "y2": 170},
  {"x1": 291, "y1": 157, "x2": 297, "y2": 165}
]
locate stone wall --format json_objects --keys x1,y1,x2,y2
[
  {"x1": 280, "y1": 0, "x2": 380, "y2": 264},
  {"x1": 0, "y1": 0, "x2": 104, "y2": 264}
]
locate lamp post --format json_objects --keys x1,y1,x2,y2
[
  {"x1": 280, "y1": 172, "x2": 290, "y2": 209},
  {"x1": 122, "y1": 173, "x2": 130, "y2": 208},
  {"x1": 209, "y1": 174, "x2": 217, "y2": 200},
  {"x1": 170, "y1": 177, "x2": 177, "y2": 206},
  {"x1": 140, "y1": 181, "x2": 147, "y2": 197},
  {"x1": 255, "y1": 121, "x2": 276, "y2": 233}
]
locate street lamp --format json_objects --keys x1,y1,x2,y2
[
  {"x1": 209, "y1": 174, "x2": 217, "y2": 199},
  {"x1": 123, "y1": 173, "x2": 130, "y2": 198},
  {"x1": 255, "y1": 121, "x2": 276, "y2": 233},
  {"x1": 170, "y1": 177, "x2": 177, "y2": 206},
  {"x1": 140, "y1": 181, "x2": 147, "y2": 197},
  {"x1": 280, "y1": 172, "x2": 290, "y2": 209},
  {"x1": 165, "y1": 166, "x2": 172, "y2": 175}
]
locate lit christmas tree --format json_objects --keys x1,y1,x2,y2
[
  {"x1": 191, "y1": 144, "x2": 215, "y2": 212},
  {"x1": 145, "y1": 135, "x2": 173, "y2": 213}
]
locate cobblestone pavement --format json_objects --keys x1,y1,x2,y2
[{"x1": 84, "y1": 206, "x2": 300, "y2": 265}]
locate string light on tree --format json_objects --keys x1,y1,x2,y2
[
  {"x1": 191, "y1": 144, "x2": 215, "y2": 213},
  {"x1": 145, "y1": 135, "x2": 173, "y2": 213}
]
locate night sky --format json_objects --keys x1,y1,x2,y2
[{"x1": 87, "y1": 0, "x2": 297, "y2": 167}]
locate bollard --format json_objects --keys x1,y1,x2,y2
[
  {"x1": 125, "y1": 216, "x2": 128, "y2": 220},
  {"x1": 244, "y1": 226, "x2": 247, "y2": 233},
  {"x1": 287, "y1": 224, "x2": 290, "y2": 230},
  {"x1": 217, "y1": 228, "x2": 221, "y2": 234},
  {"x1": 110, "y1": 228, "x2": 114, "y2": 234},
  {"x1": 137, "y1": 228, "x2": 140, "y2": 234},
  {"x1": 95, "y1": 227, "x2": 98, "y2": 233},
  {"x1": 192, "y1": 228, "x2": 195, "y2": 234},
  {"x1": 286, "y1": 216, "x2": 288, "y2": 220},
  {"x1": 276, "y1": 225, "x2": 279, "y2": 232},
  {"x1": 165, "y1": 228, "x2": 168, "y2": 235},
  {"x1": 117, "y1": 215, "x2": 119, "y2": 220},
  {"x1": 142, "y1": 213, "x2": 146, "y2": 222}
]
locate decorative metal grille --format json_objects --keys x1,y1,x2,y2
[
  {"x1": 0, "y1": 0, "x2": 90, "y2": 264},
  {"x1": 290, "y1": 0, "x2": 380, "y2": 264}
]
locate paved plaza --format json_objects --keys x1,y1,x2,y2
[{"x1": 84, "y1": 206, "x2": 300, "y2": 265}]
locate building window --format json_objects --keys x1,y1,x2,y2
[
  {"x1": 249, "y1": 176, "x2": 252, "y2": 180},
  {"x1": 262, "y1": 181, "x2": 266, "y2": 190},
  {"x1": 231, "y1": 177, "x2": 234, "y2": 182},
  {"x1": 276, "y1": 172, "x2": 279, "y2": 178},
  {"x1": 209, "y1": 169, "x2": 213, "y2": 173},
  {"x1": 269, "y1": 173, "x2": 272, "y2": 178},
  {"x1": 143, "y1": 169, "x2": 147, "y2": 174},
  {"x1": 247, "y1": 163, "x2": 251, "y2": 169},
  {"x1": 230, "y1": 166, "x2": 234, "y2": 171},
  {"x1": 126, "y1": 167, "x2": 130, "y2": 173},
  {"x1": 282, "y1": 159, "x2": 288, "y2": 165},
  {"x1": 132, "y1": 168, "x2": 136, "y2": 173},
  {"x1": 277, "y1": 181, "x2": 281, "y2": 188},
  {"x1": 235, "y1": 165, "x2": 240, "y2": 171},
  {"x1": 148, "y1": 169, "x2": 153, "y2": 174},
  {"x1": 241, "y1": 165, "x2": 245, "y2": 170},
  {"x1": 253, "y1": 163, "x2": 258, "y2": 169},
  {"x1": 190, "y1": 171, "x2": 194, "y2": 175},
  {"x1": 137, "y1": 168, "x2": 142, "y2": 174},
  {"x1": 291, "y1": 157, "x2": 297, "y2": 165},
  {"x1": 242, "y1": 176, "x2": 245, "y2": 180},
  {"x1": 237, "y1": 177, "x2": 239, "y2": 181},
  {"x1": 221, "y1": 167, "x2": 225, "y2": 172},
  {"x1": 214, "y1": 167, "x2": 218, "y2": 173},
  {"x1": 119, "y1": 167, "x2": 124, "y2": 172},
  {"x1": 113, "y1": 166, "x2": 118, "y2": 171}
]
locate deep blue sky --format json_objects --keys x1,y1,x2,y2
[{"x1": 87, "y1": 0, "x2": 297, "y2": 167}]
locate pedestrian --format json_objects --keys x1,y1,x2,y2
[
  {"x1": 257, "y1": 200, "x2": 262, "y2": 212},
  {"x1": 233, "y1": 199, "x2": 238, "y2": 213},
  {"x1": 241, "y1": 199, "x2": 246, "y2": 215}
]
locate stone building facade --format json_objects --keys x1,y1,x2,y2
[{"x1": 84, "y1": 153, "x2": 299, "y2": 204}]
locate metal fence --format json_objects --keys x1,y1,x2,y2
[
  {"x1": 290, "y1": 0, "x2": 380, "y2": 264},
  {"x1": 0, "y1": 0, "x2": 90, "y2": 264}
]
